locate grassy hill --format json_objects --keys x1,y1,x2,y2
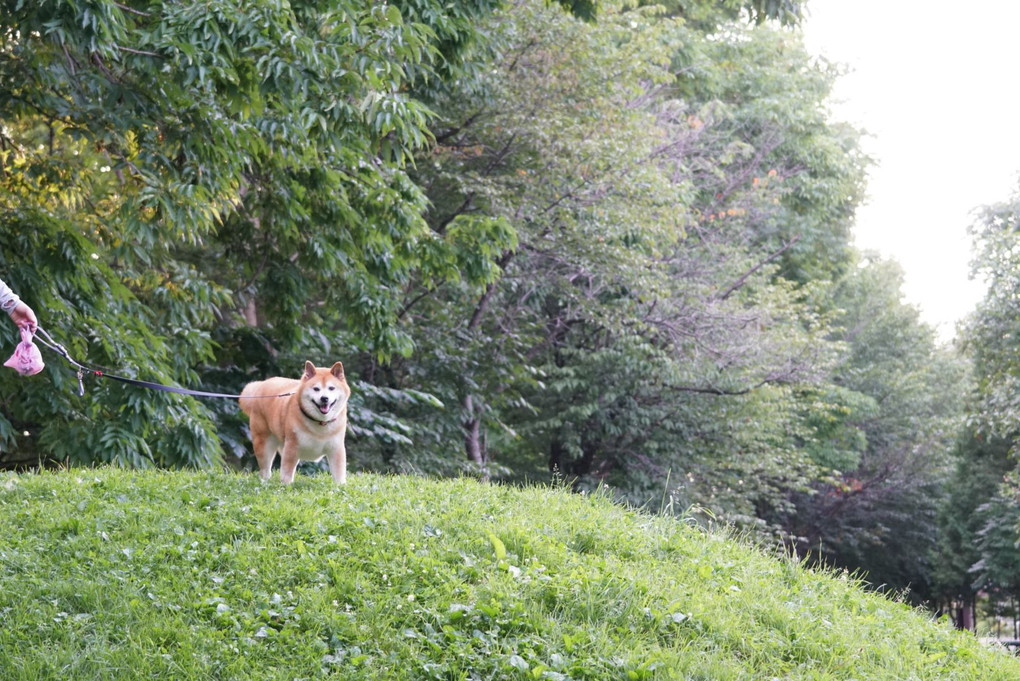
[{"x1": 0, "y1": 469, "x2": 1017, "y2": 680}]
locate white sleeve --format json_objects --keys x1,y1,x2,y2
[{"x1": 0, "y1": 278, "x2": 21, "y2": 311}]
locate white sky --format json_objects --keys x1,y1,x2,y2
[{"x1": 801, "y1": 0, "x2": 1020, "y2": 341}]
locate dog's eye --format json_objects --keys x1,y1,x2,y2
[
  {"x1": 328, "y1": 386, "x2": 336, "y2": 391},
  {"x1": 313, "y1": 387, "x2": 321, "y2": 392}
]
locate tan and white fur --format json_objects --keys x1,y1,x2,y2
[{"x1": 239, "y1": 361, "x2": 350, "y2": 484}]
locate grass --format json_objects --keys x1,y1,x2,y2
[{"x1": 0, "y1": 468, "x2": 1017, "y2": 680}]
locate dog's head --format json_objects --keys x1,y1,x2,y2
[{"x1": 299, "y1": 361, "x2": 351, "y2": 421}]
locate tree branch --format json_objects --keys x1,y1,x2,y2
[
  {"x1": 666, "y1": 381, "x2": 763, "y2": 396},
  {"x1": 433, "y1": 192, "x2": 476, "y2": 235},
  {"x1": 116, "y1": 45, "x2": 164, "y2": 59},
  {"x1": 113, "y1": 2, "x2": 152, "y2": 17},
  {"x1": 468, "y1": 251, "x2": 514, "y2": 330},
  {"x1": 397, "y1": 286, "x2": 439, "y2": 321},
  {"x1": 717, "y1": 235, "x2": 800, "y2": 301},
  {"x1": 434, "y1": 110, "x2": 484, "y2": 144}
]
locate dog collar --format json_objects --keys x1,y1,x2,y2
[{"x1": 300, "y1": 404, "x2": 338, "y2": 426}]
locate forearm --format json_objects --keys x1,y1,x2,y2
[{"x1": 0, "y1": 279, "x2": 20, "y2": 312}]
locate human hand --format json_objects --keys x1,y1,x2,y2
[{"x1": 9, "y1": 301, "x2": 38, "y2": 332}]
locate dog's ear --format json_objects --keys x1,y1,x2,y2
[
  {"x1": 330, "y1": 361, "x2": 345, "y2": 379},
  {"x1": 303, "y1": 361, "x2": 316, "y2": 380}
]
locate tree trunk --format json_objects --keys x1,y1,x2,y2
[
  {"x1": 956, "y1": 599, "x2": 975, "y2": 632},
  {"x1": 547, "y1": 435, "x2": 599, "y2": 480},
  {"x1": 549, "y1": 438, "x2": 566, "y2": 475},
  {"x1": 460, "y1": 273, "x2": 508, "y2": 475},
  {"x1": 243, "y1": 298, "x2": 258, "y2": 327},
  {"x1": 463, "y1": 394, "x2": 488, "y2": 480}
]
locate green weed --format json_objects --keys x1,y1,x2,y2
[{"x1": 0, "y1": 469, "x2": 1016, "y2": 679}]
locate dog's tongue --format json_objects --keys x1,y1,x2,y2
[{"x1": 318, "y1": 403, "x2": 331, "y2": 415}]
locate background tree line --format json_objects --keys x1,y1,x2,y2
[{"x1": 2, "y1": 0, "x2": 1017, "y2": 625}]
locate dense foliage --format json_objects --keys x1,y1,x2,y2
[
  {"x1": 1, "y1": 0, "x2": 498, "y2": 467},
  {"x1": 941, "y1": 186, "x2": 1020, "y2": 631},
  {"x1": 2, "y1": 0, "x2": 1015, "y2": 621}
]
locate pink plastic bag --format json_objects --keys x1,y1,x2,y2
[{"x1": 4, "y1": 326, "x2": 44, "y2": 376}]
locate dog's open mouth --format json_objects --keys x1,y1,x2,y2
[{"x1": 318, "y1": 402, "x2": 332, "y2": 415}]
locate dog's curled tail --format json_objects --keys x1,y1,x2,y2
[{"x1": 238, "y1": 382, "x2": 260, "y2": 416}]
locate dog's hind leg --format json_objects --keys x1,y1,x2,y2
[{"x1": 253, "y1": 432, "x2": 280, "y2": 481}]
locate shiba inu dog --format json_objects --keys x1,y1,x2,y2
[{"x1": 239, "y1": 361, "x2": 350, "y2": 484}]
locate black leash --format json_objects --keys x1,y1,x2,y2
[{"x1": 33, "y1": 326, "x2": 291, "y2": 400}]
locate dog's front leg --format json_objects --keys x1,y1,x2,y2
[
  {"x1": 279, "y1": 440, "x2": 301, "y2": 485},
  {"x1": 327, "y1": 443, "x2": 347, "y2": 485}
]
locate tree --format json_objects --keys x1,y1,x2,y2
[
  {"x1": 777, "y1": 256, "x2": 967, "y2": 603},
  {"x1": 349, "y1": 0, "x2": 687, "y2": 473},
  {"x1": 651, "y1": 0, "x2": 804, "y2": 29},
  {"x1": 964, "y1": 186, "x2": 1020, "y2": 437},
  {"x1": 947, "y1": 183, "x2": 1020, "y2": 628},
  {"x1": 934, "y1": 433, "x2": 1013, "y2": 630},
  {"x1": 971, "y1": 486, "x2": 1020, "y2": 638},
  {"x1": 352, "y1": 0, "x2": 869, "y2": 518}
]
